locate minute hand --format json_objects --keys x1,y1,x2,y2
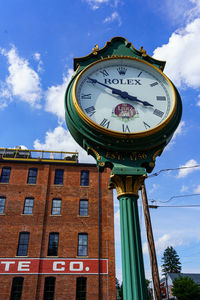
[{"x1": 88, "y1": 77, "x2": 153, "y2": 107}]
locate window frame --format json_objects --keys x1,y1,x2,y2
[
  {"x1": 80, "y1": 170, "x2": 89, "y2": 186},
  {"x1": 54, "y1": 169, "x2": 64, "y2": 185},
  {"x1": 76, "y1": 277, "x2": 87, "y2": 300},
  {"x1": 47, "y1": 232, "x2": 59, "y2": 256},
  {"x1": 51, "y1": 198, "x2": 62, "y2": 215},
  {"x1": 0, "y1": 167, "x2": 11, "y2": 183},
  {"x1": 79, "y1": 199, "x2": 88, "y2": 216},
  {"x1": 0, "y1": 196, "x2": 6, "y2": 214},
  {"x1": 17, "y1": 232, "x2": 30, "y2": 256},
  {"x1": 27, "y1": 168, "x2": 38, "y2": 184},
  {"x1": 23, "y1": 198, "x2": 34, "y2": 215},
  {"x1": 78, "y1": 233, "x2": 88, "y2": 256},
  {"x1": 10, "y1": 277, "x2": 24, "y2": 300},
  {"x1": 43, "y1": 277, "x2": 56, "y2": 300}
]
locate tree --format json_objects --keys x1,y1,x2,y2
[
  {"x1": 161, "y1": 246, "x2": 181, "y2": 275},
  {"x1": 172, "y1": 275, "x2": 200, "y2": 300}
]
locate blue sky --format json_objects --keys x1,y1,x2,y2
[{"x1": 1, "y1": 0, "x2": 200, "y2": 284}]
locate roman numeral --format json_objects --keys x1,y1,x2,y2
[
  {"x1": 100, "y1": 118, "x2": 110, "y2": 128},
  {"x1": 153, "y1": 109, "x2": 164, "y2": 118},
  {"x1": 81, "y1": 94, "x2": 91, "y2": 99},
  {"x1": 143, "y1": 122, "x2": 151, "y2": 129},
  {"x1": 122, "y1": 124, "x2": 130, "y2": 133},
  {"x1": 137, "y1": 71, "x2": 142, "y2": 77},
  {"x1": 156, "y1": 96, "x2": 166, "y2": 101},
  {"x1": 85, "y1": 106, "x2": 96, "y2": 117},
  {"x1": 100, "y1": 69, "x2": 109, "y2": 77},
  {"x1": 150, "y1": 82, "x2": 158, "y2": 87}
]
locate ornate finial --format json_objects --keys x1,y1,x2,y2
[
  {"x1": 140, "y1": 46, "x2": 147, "y2": 57},
  {"x1": 92, "y1": 44, "x2": 99, "y2": 55}
]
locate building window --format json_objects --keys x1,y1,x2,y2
[
  {"x1": 10, "y1": 277, "x2": 24, "y2": 300},
  {"x1": 0, "y1": 197, "x2": 6, "y2": 214},
  {"x1": 78, "y1": 233, "x2": 88, "y2": 256},
  {"x1": 43, "y1": 277, "x2": 55, "y2": 300},
  {"x1": 79, "y1": 199, "x2": 88, "y2": 216},
  {"x1": 54, "y1": 169, "x2": 64, "y2": 185},
  {"x1": 76, "y1": 277, "x2": 87, "y2": 300},
  {"x1": 17, "y1": 232, "x2": 30, "y2": 256},
  {"x1": 0, "y1": 167, "x2": 11, "y2": 183},
  {"x1": 48, "y1": 233, "x2": 59, "y2": 256},
  {"x1": 51, "y1": 199, "x2": 61, "y2": 215},
  {"x1": 27, "y1": 168, "x2": 37, "y2": 184},
  {"x1": 23, "y1": 198, "x2": 34, "y2": 214},
  {"x1": 80, "y1": 170, "x2": 89, "y2": 186}
]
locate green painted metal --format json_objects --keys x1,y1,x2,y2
[
  {"x1": 65, "y1": 37, "x2": 182, "y2": 300},
  {"x1": 119, "y1": 194, "x2": 148, "y2": 300},
  {"x1": 65, "y1": 37, "x2": 182, "y2": 172}
]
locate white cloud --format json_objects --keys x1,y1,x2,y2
[
  {"x1": 0, "y1": 46, "x2": 42, "y2": 108},
  {"x1": 153, "y1": 18, "x2": 200, "y2": 89},
  {"x1": 33, "y1": 52, "x2": 43, "y2": 73},
  {"x1": 103, "y1": 11, "x2": 121, "y2": 25},
  {"x1": 165, "y1": 121, "x2": 185, "y2": 150},
  {"x1": 84, "y1": 0, "x2": 109, "y2": 10},
  {"x1": 176, "y1": 159, "x2": 200, "y2": 178},
  {"x1": 143, "y1": 233, "x2": 183, "y2": 255},
  {"x1": 148, "y1": 183, "x2": 160, "y2": 194},
  {"x1": 180, "y1": 185, "x2": 189, "y2": 193},
  {"x1": 114, "y1": 209, "x2": 121, "y2": 243},
  {"x1": 45, "y1": 69, "x2": 74, "y2": 121},
  {"x1": 33, "y1": 125, "x2": 95, "y2": 164},
  {"x1": 193, "y1": 184, "x2": 200, "y2": 193}
]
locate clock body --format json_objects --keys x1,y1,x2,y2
[
  {"x1": 72, "y1": 57, "x2": 176, "y2": 137},
  {"x1": 66, "y1": 55, "x2": 181, "y2": 153}
]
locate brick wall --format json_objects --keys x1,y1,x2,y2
[{"x1": 0, "y1": 160, "x2": 116, "y2": 299}]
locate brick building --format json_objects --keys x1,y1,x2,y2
[{"x1": 0, "y1": 148, "x2": 116, "y2": 300}]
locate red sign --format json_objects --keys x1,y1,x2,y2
[{"x1": 0, "y1": 258, "x2": 108, "y2": 275}]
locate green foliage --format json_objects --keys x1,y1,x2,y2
[
  {"x1": 161, "y1": 246, "x2": 181, "y2": 275},
  {"x1": 172, "y1": 275, "x2": 200, "y2": 300}
]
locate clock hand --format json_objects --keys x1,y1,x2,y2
[{"x1": 87, "y1": 77, "x2": 153, "y2": 107}]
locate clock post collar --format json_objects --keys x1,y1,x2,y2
[{"x1": 73, "y1": 36, "x2": 166, "y2": 72}]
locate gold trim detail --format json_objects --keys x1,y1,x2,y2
[
  {"x1": 109, "y1": 174, "x2": 146, "y2": 197},
  {"x1": 152, "y1": 148, "x2": 163, "y2": 161},
  {"x1": 140, "y1": 46, "x2": 147, "y2": 57},
  {"x1": 92, "y1": 44, "x2": 99, "y2": 55},
  {"x1": 88, "y1": 147, "x2": 101, "y2": 161},
  {"x1": 72, "y1": 56, "x2": 177, "y2": 139},
  {"x1": 74, "y1": 36, "x2": 166, "y2": 66}
]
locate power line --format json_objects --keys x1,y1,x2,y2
[
  {"x1": 149, "y1": 204, "x2": 200, "y2": 208},
  {"x1": 152, "y1": 193, "x2": 200, "y2": 203},
  {"x1": 147, "y1": 164, "x2": 200, "y2": 178}
]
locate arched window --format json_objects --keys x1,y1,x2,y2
[
  {"x1": 43, "y1": 277, "x2": 56, "y2": 300},
  {"x1": 76, "y1": 277, "x2": 87, "y2": 300}
]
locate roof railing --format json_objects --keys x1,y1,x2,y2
[{"x1": 0, "y1": 147, "x2": 78, "y2": 163}]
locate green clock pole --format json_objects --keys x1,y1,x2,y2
[{"x1": 109, "y1": 172, "x2": 148, "y2": 300}]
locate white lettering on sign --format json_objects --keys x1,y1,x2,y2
[
  {"x1": 53, "y1": 261, "x2": 65, "y2": 271},
  {"x1": 69, "y1": 261, "x2": 83, "y2": 272},
  {"x1": 18, "y1": 261, "x2": 31, "y2": 271},
  {"x1": 1, "y1": 261, "x2": 15, "y2": 271}
]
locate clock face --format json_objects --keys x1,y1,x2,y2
[{"x1": 73, "y1": 57, "x2": 176, "y2": 136}]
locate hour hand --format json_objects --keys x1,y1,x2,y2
[{"x1": 126, "y1": 94, "x2": 154, "y2": 107}]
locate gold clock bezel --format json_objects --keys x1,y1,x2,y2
[{"x1": 72, "y1": 56, "x2": 177, "y2": 138}]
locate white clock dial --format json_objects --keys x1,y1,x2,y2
[{"x1": 73, "y1": 58, "x2": 176, "y2": 135}]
